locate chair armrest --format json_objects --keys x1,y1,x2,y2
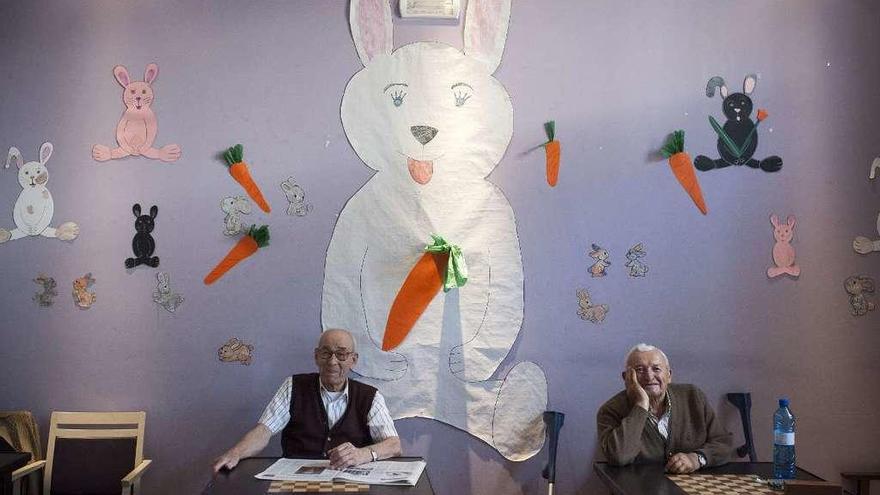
[
  {"x1": 12, "y1": 460, "x2": 46, "y2": 481},
  {"x1": 121, "y1": 459, "x2": 152, "y2": 486}
]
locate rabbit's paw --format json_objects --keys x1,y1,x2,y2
[
  {"x1": 760, "y1": 156, "x2": 783, "y2": 173},
  {"x1": 358, "y1": 350, "x2": 408, "y2": 381},
  {"x1": 449, "y1": 344, "x2": 495, "y2": 382},
  {"x1": 491, "y1": 362, "x2": 547, "y2": 461},
  {"x1": 158, "y1": 144, "x2": 181, "y2": 162},
  {"x1": 694, "y1": 155, "x2": 716, "y2": 171},
  {"x1": 0, "y1": 229, "x2": 10, "y2": 243},
  {"x1": 56, "y1": 222, "x2": 79, "y2": 241},
  {"x1": 92, "y1": 145, "x2": 112, "y2": 162},
  {"x1": 853, "y1": 236, "x2": 876, "y2": 255}
]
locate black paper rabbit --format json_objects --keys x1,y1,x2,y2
[
  {"x1": 125, "y1": 204, "x2": 159, "y2": 268},
  {"x1": 694, "y1": 74, "x2": 782, "y2": 173}
]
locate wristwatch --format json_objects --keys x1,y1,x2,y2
[
  {"x1": 370, "y1": 449, "x2": 378, "y2": 462},
  {"x1": 695, "y1": 451, "x2": 707, "y2": 468}
]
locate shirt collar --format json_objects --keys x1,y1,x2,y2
[{"x1": 319, "y1": 376, "x2": 349, "y2": 398}]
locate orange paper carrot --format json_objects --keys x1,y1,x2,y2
[
  {"x1": 223, "y1": 144, "x2": 271, "y2": 213},
  {"x1": 543, "y1": 121, "x2": 561, "y2": 187},
  {"x1": 382, "y1": 251, "x2": 449, "y2": 351},
  {"x1": 204, "y1": 225, "x2": 270, "y2": 285},
  {"x1": 660, "y1": 130, "x2": 707, "y2": 215}
]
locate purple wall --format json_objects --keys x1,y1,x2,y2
[{"x1": 1, "y1": 1, "x2": 879, "y2": 494}]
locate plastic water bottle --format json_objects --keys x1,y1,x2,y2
[{"x1": 773, "y1": 398, "x2": 796, "y2": 479}]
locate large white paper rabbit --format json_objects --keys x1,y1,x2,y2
[
  {"x1": 322, "y1": 0, "x2": 547, "y2": 460},
  {"x1": 0, "y1": 143, "x2": 78, "y2": 243}
]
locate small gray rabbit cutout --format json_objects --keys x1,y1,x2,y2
[
  {"x1": 152, "y1": 272, "x2": 184, "y2": 313},
  {"x1": 281, "y1": 177, "x2": 313, "y2": 217},
  {"x1": 33, "y1": 274, "x2": 58, "y2": 307}
]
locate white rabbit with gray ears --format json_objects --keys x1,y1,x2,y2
[
  {"x1": 0, "y1": 143, "x2": 79, "y2": 244},
  {"x1": 321, "y1": 0, "x2": 546, "y2": 461}
]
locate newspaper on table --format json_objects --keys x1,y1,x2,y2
[{"x1": 255, "y1": 458, "x2": 426, "y2": 486}]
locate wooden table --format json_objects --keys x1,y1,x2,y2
[
  {"x1": 0, "y1": 453, "x2": 29, "y2": 495},
  {"x1": 594, "y1": 461, "x2": 824, "y2": 495},
  {"x1": 202, "y1": 457, "x2": 434, "y2": 495}
]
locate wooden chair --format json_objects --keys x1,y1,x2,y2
[
  {"x1": 41, "y1": 411, "x2": 152, "y2": 495},
  {"x1": 0, "y1": 410, "x2": 46, "y2": 495},
  {"x1": 841, "y1": 472, "x2": 880, "y2": 495}
]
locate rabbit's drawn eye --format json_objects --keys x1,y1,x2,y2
[
  {"x1": 383, "y1": 83, "x2": 409, "y2": 107},
  {"x1": 142, "y1": 89, "x2": 147, "y2": 94},
  {"x1": 131, "y1": 89, "x2": 135, "y2": 94},
  {"x1": 390, "y1": 90, "x2": 406, "y2": 107},
  {"x1": 451, "y1": 83, "x2": 473, "y2": 107}
]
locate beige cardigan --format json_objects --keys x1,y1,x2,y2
[{"x1": 596, "y1": 383, "x2": 733, "y2": 467}]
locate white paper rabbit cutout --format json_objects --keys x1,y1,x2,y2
[
  {"x1": 0, "y1": 143, "x2": 79, "y2": 244},
  {"x1": 92, "y1": 63, "x2": 181, "y2": 163},
  {"x1": 322, "y1": 0, "x2": 546, "y2": 460}
]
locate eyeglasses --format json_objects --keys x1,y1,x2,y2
[{"x1": 316, "y1": 349, "x2": 355, "y2": 361}]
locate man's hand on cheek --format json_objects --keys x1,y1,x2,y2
[
  {"x1": 328, "y1": 442, "x2": 370, "y2": 469},
  {"x1": 665, "y1": 453, "x2": 700, "y2": 474}
]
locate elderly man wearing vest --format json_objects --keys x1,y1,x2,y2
[
  {"x1": 212, "y1": 329, "x2": 401, "y2": 472},
  {"x1": 596, "y1": 343, "x2": 733, "y2": 473}
]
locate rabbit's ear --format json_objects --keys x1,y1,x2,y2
[
  {"x1": 113, "y1": 65, "x2": 131, "y2": 87},
  {"x1": 39, "y1": 142, "x2": 53, "y2": 165},
  {"x1": 5, "y1": 147, "x2": 22, "y2": 169},
  {"x1": 743, "y1": 74, "x2": 757, "y2": 95},
  {"x1": 350, "y1": 0, "x2": 393, "y2": 66},
  {"x1": 706, "y1": 76, "x2": 727, "y2": 98},
  {"x1": 786, "y1": 215, "x2": 796, "y2": 228},
  {"x1": 144, "y1": 63, "x2": 159, "y2": 84},
  {"x1": 770, "y1": 214, "x2": 779, "y2": 227},
  {"x1": 464, "y1": 0, "x2": 512, "y2": 74},
  {"x1": 132, "y1": 204, "x2": 142, "y2": 217},
  {"x1": 280, "y1": 181, "x2": 292, "y2": 192},
  {"x1": 149, "y1": 205, "x2": 158, "y2": 218},
  {"x1": 862, "y1": 277, "x2": 876, "y2": 293}
]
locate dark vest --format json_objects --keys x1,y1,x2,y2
[{"x1": 281, "y1": 373, "x2": 377, "y2": 458}]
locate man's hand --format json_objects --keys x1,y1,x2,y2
[
  {"x1": 624, "y1": 368, "x2": 649, "y2": 411},
  {"x1": 328, "y1": 442, "x2": 371, "y2": 469},
  {"x1": 665, "y1": 453, "x2": 700, "y2": 474},
  {"x1": 212, "y1": 451, "x2": 241, "y2": 473}
]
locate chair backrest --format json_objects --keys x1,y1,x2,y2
[
  {"x1": 0, "y1": 411, "x2": 43, "y2": 461},
  {"x1": 44, "y1": 411, "x2": 145, "y2": 495},
  {"x1": 726, "y1": 393, "x2": 757, "y2": 462},
  {"x1": 542, "y1": 411, "x2": 565, "y2": 488}
]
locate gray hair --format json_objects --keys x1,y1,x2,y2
[{"x1": 624, "y1": 343, "x2": 670, "y2": 370}]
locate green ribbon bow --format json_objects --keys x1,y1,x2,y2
[{"x1": 424, "y1": 234, "x2": 468, "y2": 292}]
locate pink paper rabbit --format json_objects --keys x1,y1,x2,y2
[
  {"x1": 92, "y1": 63, "x2": 181, "y2": 162},
  {"x1": 767, "y1": 213, "x2": 800, "y2": 278}
]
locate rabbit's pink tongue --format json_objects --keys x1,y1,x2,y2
[{"x1": 407, "y1": 158, "x2": 433, "y2": 185}]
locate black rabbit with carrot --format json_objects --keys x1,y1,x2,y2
[{"x1": 694, "y1": 74, "x2": 782, "y2": 173}]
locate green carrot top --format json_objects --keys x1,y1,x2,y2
[
  {"x1": 544, "y1": 121, "x2": 556, "y2": 143},
  {"x1": 246, "y1": 224, "x2": 271, "y2": 247},
  {"x1": 660, "y1": 130, "x2": 685, "y2": 158},
  {"x1": 223, "y1": 144, "x2": 245, "y2": 167}
]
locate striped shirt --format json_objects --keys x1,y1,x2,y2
[
  {"x1": 647, "y1": 392, "x2": 672, "y2": 439},
  {"x1": 259, "y1": 376, "x2": 398, "y2": 441}
]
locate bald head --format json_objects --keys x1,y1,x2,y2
[{"x1": 319, "y1": 329, "x2": 356, "y2": 352}]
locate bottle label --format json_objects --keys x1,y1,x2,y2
[{"x1": 774, "y1": 432, "x2": 795, "y2": 445}]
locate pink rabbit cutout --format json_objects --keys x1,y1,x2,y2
[
  {"x1": 92, "y1": 63, "x2": 181, "y2": 163},
  {"x1": 767, "y1": 213, "x2": 800, "y2": 278}
]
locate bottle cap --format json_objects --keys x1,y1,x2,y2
[{"x1": 779, "y1": 398, "x2": 789, "y2": 407}]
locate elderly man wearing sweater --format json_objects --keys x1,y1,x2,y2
[{"x1": 596, "y1": 343, "x2": 733, "y2": 473}]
